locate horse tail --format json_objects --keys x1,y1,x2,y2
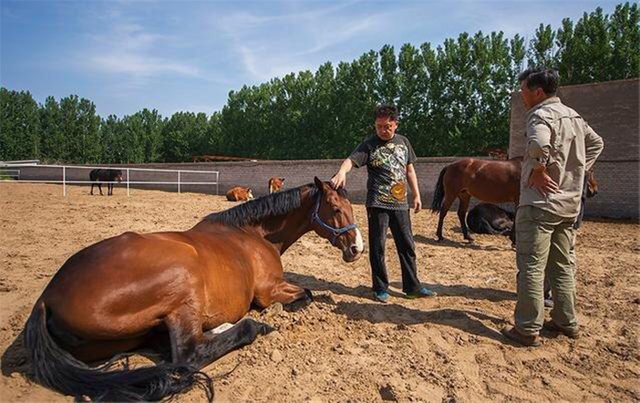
[
  {"x1": 23, "y1": 302, "x2": 214, "y2": 402},
  {"x1": 89, "y1": 169, "x2": 98, "y2": 181},
  {"x1": 430, "y1": 166, "x2": 448, "y2": 213}
]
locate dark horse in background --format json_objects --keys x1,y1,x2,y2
[
  {"x1": 22, "y1": 177, "x2": 363, "y2": 402},
  {"x1": 90, "y1": 169, "x2": 123, "y2": 196},
  {"x1": 467, "y1": 203, "x2": 515, "y2": 236},
  {"x1": 431, "y1": 157, "x2": 522, "y2": 244}
]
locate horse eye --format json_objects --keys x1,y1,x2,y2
[{"x1": 333, "y1": 208, "x2": 341, "y2": 214}]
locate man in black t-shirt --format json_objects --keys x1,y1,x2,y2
[{"x1": 331, "y1": 104, "x2": 436, "y2": 303}]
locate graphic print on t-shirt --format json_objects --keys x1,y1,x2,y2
[{"x1": 369, "y1": 142, "x2": 409, "y2": 204}]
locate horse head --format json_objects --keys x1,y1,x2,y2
[
  {"x1": 114, "y1": 170, "x2": 124, "y2": 183},
  {"x1": 586, "y1": 169, "x2": 598, "y2": 198},
  {"x1": 269, "y1": 177, "x2": 285, "y2": 194},
  {"x1": 311, "y1": 177, "x2": 363, "y2": 263}
]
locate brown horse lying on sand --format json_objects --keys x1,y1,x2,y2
[
  {"x1": 431, "y1": 157, "x2": 521, "y2": 243},
  {"x1": 225, "y1": 186, "x2": 254, "y2": 201},
  {"x1": 23, "y1": 178, "x2": 363, "y2": 402}
]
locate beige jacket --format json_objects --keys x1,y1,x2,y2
[{"x1": 520, "y1": 97, "x2": 604, "y2": 217}]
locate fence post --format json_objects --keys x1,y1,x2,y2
[
  {"x1": 126, "y1": 168, "x2": 130, "y2": 197},
  {"x1": 62, "y1": 166, "x2": 66, "y2": 197},
  {"x1": 215, "y1": 172, "x2": 219, "y2": 195},
  {"x1": 178, "y1": 171, "x2": 181, "y2": 194}
]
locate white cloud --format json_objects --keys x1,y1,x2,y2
[
  {"x1": 80, "y1": 22, "x2": 202, "y2": 81},
  {"x1": 216, "y1": 1, "x2": 387, "y2": 82}
]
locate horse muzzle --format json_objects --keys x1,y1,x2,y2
[
  {"x1": 342, "y1": 248, "x2": 363, "y2": 263},
  {"x1": 341, "y1": 228, "x2": 364, "y2": 263}
]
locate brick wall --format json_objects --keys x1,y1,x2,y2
[
  {"x1": 508, "y1": 78, "x2": 639, "y2": 220},
  {"x1": 14, "y1": 150, "x2": 636, "y2": 219}
]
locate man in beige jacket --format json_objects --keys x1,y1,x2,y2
[{"x1": 502, "y1": 68, "x2": 604, "y2": 347}]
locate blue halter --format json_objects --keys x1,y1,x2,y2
[{"x1": 311, "y1": 194, "x2": 358, "y2": 246}]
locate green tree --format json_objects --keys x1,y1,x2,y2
[
  {"x1": 39, "y1": 96, "x2": 65, "y2": 162},
  {"x1": 58, "y1": 95, "x2": 101, "y2": 163},
  {"x1": 0, "y1": 88, "x2": 41, "y2": 161},
  {"x1": 528, "y1": 24, "x2": 557, "y2": 68}
]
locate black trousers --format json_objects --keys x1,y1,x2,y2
[{"x1": 367, "y1": 207, "x2": 422, "y2": 294}]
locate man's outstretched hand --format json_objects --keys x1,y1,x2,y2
[{"x1": 331, "y1": 172, "x2": 347, "y2": 190}]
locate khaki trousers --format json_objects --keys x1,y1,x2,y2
[{"x1": 515, "y1": 206, "x2": 578, "y2": 336}]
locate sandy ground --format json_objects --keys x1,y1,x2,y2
[{"x1": 0, "y1": 182, "x2": 638, "y2": 403}]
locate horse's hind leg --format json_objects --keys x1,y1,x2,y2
[
  {"x1": 436, "y1": 193, "x2": 457, "y2": 241},
  {"x1": 90, "y1": 183, "x2": 94, "y2": 195},
  {"x1": 98, "y1": 183, "x2": 103, "y2": 196},
  {"x1": 457, "y1": 192, "x2": 473, "y2": 242}
]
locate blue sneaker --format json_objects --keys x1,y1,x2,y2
[
  {"x1": 405, "y1": 287, "x2": 437, "y2": 299},
  {"x1": 374, "y1": 291, "x2": 390, "y2": 303}
]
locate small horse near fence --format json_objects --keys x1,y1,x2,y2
[
  {"x1": 22, "y1": 178, "x2": 363, "y2": 402},
  {"x1": 89, "y1": 169, "x2": 123, "y2": 196},
  {"x1": 431, "y1": 157, "x2": 521, "y2": 244}
]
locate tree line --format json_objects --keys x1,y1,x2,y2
[{"x1": 1, "y1": 3, "x2": 637, "y2": 163}]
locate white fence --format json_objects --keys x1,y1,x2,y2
[
  {"x1": 0, "y1": 169, "x2": 20, "y2": 179},
  {"x1": 0, "y1": 164, "x2": 219, "y2": 196}
]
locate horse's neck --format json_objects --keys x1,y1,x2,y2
[{"x1": 254, "y1": 190, "x2": 315, "y2": 255}]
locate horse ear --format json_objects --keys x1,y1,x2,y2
[
  {"x1": 314, "y1": 176, "x2": 325, "y2": 193},
  {"x1": 281, "y1": 177, "x2": 285, "y2": 182}
]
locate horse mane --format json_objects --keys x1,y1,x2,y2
[
  {"x1": 204, "y1": 185, "x2": 292, "y2": 227},
  {"x1": 205, "y1": 183, "x2": 348, "y2": 227}
]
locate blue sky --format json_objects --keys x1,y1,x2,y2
[{"x1": 1, "y1": 0, "x2": 621, "y2": 118}]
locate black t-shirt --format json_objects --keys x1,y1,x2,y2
[{"x1": 349, "y1": 134, "x2": 417, "y2": 210}]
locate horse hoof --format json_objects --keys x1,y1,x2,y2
[
  {"x1": 304, "y1": 288, "x2": 314, "y2": 302},
  {"x1": 257, "y1": 322, "x2": 275, "y2": 336}
]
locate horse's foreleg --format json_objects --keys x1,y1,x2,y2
[
  {"x1": 256, "y1": 281, "x2": 313, "y2": 312},
  {"x1": 165, "y1": 307, "x2": 271, "y2": 370},
  {"x1": 458, "y1": 193, "x2": 473, "y2": 242},
  {"x1": 90, "y1": 183, "x2": 94, "y2": 195},
  {"x1": 98, "y1": 183, "x2": 103, "y2": 196}
]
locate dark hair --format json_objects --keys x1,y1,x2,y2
[
  {"x1": 375, "y1": 104, "x2": 398, "y2": 120},
  {"x1": 518, "y1": 68, "x2": 559, "y2": 95}
]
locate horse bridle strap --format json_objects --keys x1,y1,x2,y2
[{"x1": 311, "y1": 195, "x2": 358, "y2": 246}]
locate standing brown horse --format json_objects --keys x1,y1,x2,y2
[
  {"x1": 23, "y1": 178, "x2": 363, "y2": 402},
  {"x1": 431, "y1": 158, "x2": 522, "y2": 243}
]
